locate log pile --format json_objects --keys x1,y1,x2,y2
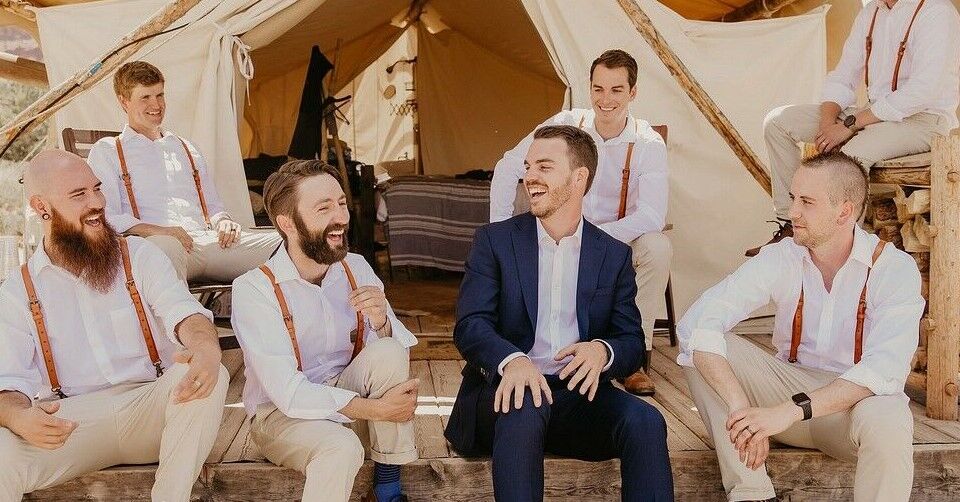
[{"x1": 868, "y1": 185, "x2": 931, "y2": 375}]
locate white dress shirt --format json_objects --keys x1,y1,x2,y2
[
  {"x1": 678, "y1": 226, "x2": 924, "y2": 398},
  {"x1": 0, "y1": 237, "x2": 211, "y2": 399},
  {"x1": 489, "y1": 109, "x2": 668, "y2": 243},
  {"x1": 498, "y1": 218, "x2": 615, "y2": 376},
  {"x1": 87, "y1": 124, "x2": 230, "y2": 233},
  {"x1": 231, "y1": 247, "x2": 418, "y2": 421},
  {"x1": 821, "y1": 0, "x2": 960, "y2": 128}
]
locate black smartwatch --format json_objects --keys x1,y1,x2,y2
[
  {"x1": 792, "y1": 392, "x2": 813, "y2": 421},
  {"x1": 843, "y1": 114, "x2": 858, "y2": 131}
]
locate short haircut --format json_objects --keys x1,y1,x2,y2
[
  {"x1": 532, "y1": 125, "x2": 599, "y2": 192},
  {"x1": 114, "y1": 61, "x2": 164, "y2": 99},
  {"x1": 800, "y1": 151, "x2": 869, "y2": 219},
  {"x1": 590, "y1": 49, "x2": 638, "y2": 88},
  {"x1": 262, "y1": 159, "x2": 343, "y2": 240}
]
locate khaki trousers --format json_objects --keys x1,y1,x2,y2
[
  {"x1": 630, "y1": 232, "x2": 673, "y2": 351},
  {"x1": 763, "y1": 103, "x2": 950, "y2": 219},
  {"x1": 0, "y1": 362, "x2": 229, "y2": 502},
  {"x1": 684, "y1": 334, "x2": 914, "y2": 502},
  {"x1": 250, "y1": 338, "x2": 418, "y2": 502},
  {"x1": 147, "y1": 228, "x2": 283, "y2": 283}
]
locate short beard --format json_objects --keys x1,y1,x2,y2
[
  {"x1": 293, "y1": 211, "x2": 348, "y2": 265},
  {"x1": 529, "y1": 172, "x2": 574, "y2": 219},
  {"x1": 49, "y1": 208, "x2": 121, "y2": 293}
]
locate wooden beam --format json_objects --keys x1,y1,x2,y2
[
  {"x1": 717, "y1": 0, "x2": 804, "y2": 22},
  {"x1": 0, "y1": 51, "x2": 46, "y2": 86},
  {"x1": 926, "y1": 133, "x2": 960, "y2": 420},
  {"x1": 0, "y1": 0, "x2": 202, "y2": 155},
  {"x1": 616, "y1": 0, "x2": 772, "y2": 195}
]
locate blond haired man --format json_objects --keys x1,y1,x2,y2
[{"x1": 88, "y1": 60, "x2": 282, "y2": 282}]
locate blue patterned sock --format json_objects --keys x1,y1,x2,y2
[{"x1": 373, "y1": 462, "x2": 402, "y2": 501}]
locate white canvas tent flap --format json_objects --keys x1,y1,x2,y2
[{"x1": 36, "y1": 0, "x2": 827, "y2": 313}]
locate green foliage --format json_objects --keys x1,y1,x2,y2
[{"x1": 0, "y1": 80, "x2": 48, "y2": 162}]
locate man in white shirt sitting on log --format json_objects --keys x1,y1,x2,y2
[
  {"x1": 747, "y1": 0, "x2": 960, "y2": 256},
  {"x1": 231, "y1": 159, "x2": 419, "y2": 502},
  {"x1": 681, "y1": 152, "x2": 924, "y2": 502},
  {"x1": 88, "y1": 60, "x2": 283, "y2": 282},
  {"x1": 489, "y1": 49, "x2": 670, "y2": 396},
  {"x1": 0, "y1": 150, "x2": 228, "y2": 501}
]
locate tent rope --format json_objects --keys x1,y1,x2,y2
[{"x1": 231, "y1": 35, "x2": 255, "y2": 105}]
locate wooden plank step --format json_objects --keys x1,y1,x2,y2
[
  {"x1": 412, "y1": 360, "x2": 451, "y2": 459},
  {"x1": 26, "y1": 444, "x2": 960, "y2": 501}
]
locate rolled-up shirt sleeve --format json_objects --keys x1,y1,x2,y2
[
  {"x1": 677, "y1": 245, "x2": 782, "y2": 367},
  {"x1": 231, "y1": 276, "x2": 359, "y2": 422},
  {"x1": 87, "y1": 140, "x2": 144, "y2": 233},
  {"x1": 838, "y1": 253, "x2": 924, "y2": 396},
  {"x1": 135, "y1": 238, "x2": 211, "y2": 345},
  {"x1": 0, "y1": 288, "x2": 42, "y2": 399}
]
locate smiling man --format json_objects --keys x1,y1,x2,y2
[
  {"x1": 231, "y1": 160, "x2": 419, "y2": 502},
  {"x1": 87, "y1": 61, "x2": 282, "y2": 282},
  {"x1": 0, "y1": 150, "x2": 228, "y2": 501},
  {"x1": 490, "y1": 49, "x2": 670, "y2": 396},
  {"x1": 680, "y1": 152, "x2": 923, "y2": 501},
  {"x1": 449, "y1": 125, "x2": 673, "y2": 501}
]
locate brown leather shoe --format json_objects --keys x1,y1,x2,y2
[
  {"x1": 622, "y1": 369, "x2": 656, "y2": 396},
  {"x1": 745, "y1": 220, "x2": 793, "y2": 257}
]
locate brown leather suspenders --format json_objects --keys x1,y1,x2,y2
[
  {"x1": 864, "y1": 0, "x2": 926, "y2": 92},
  {"x1": 578, "y1": 115, "x2": 636, "y2": 219},
  {"x1": 114, "y1": 135, "x2": 213, "y2": 228},
  {"x1": 789, "y1": 240, "x2": 887, "y2": 365},
  {"x1": 259, "y1": 260, "x2": 365, "y2": 371},
  {"x1": 20, "y1": 238, "x2": 163, "y2": 399}
]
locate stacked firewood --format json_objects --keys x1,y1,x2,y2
[{"x1": 868, "y1": 185, "x2": 931, "y2": 374}]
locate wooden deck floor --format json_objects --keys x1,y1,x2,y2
[{"x1": 27, "y1": 317, "x2": 960, "y2": 501}]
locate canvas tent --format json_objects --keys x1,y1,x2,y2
[{"x1": 20, "y1": 0, "x2": 832, "y2": 314}]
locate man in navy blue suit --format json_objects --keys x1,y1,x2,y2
[{"x1": 445, "y1": 125, "x2": 674, "y2": 501}]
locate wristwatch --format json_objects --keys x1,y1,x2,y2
[
  {"x1": 792, "y1": 392, "x2": 813, "y2": 421},
  {"x1": 843, "y1": 115, "x2": 858, "y2": 132}
]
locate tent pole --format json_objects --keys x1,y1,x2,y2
[
  {"x1": 0, "y1": 0, "x2": 202, "y2": 155},
  {"x1": 616, "y1": 0, "x2": 772, "y2": 195}
]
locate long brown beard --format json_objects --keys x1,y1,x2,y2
[
  {"x1": 49, "y1": 208, "x2": 121, "y2": 293},
  {"x1": 293, "y1": 211, "x2": 348, "y2": 265}
]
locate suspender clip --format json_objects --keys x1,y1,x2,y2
[
  {"x1": 52, "y1": 387, "x2": 66, "y2": 399},
  {"x1": 154, "y1": 361, "x2": 164, "y2": 378}
]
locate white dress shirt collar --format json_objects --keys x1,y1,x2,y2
[
  {"x1": 580, "y1": 109, "x2": 641, "y2": 145},
  {"x1": 535, "y1": 215, "x2": 584, "y2": 246},
  {"x1": 119, "y1": 123, "x2": 176, "y2": 144},
  {"x1": 792, "y1": 225, "x2": 882, "y2": 270}
]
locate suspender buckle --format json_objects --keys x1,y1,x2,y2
[
  {"x1": 52, "y1": 387, "x2": 66, "y2": 399},
  {"x1": 154, "y1": 361, "x2": 164, "y2": 378},
  {"x1": 787, "y1": 357, "x2": 797, "y2": 363}
]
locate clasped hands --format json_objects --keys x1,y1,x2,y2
[
  {"x1": 725, "y1": 402, "x2": 802, "y2": 470},
  {"x1": 494, "y1": 340, "x2": 608, "y2": 413}
]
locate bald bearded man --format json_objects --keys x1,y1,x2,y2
[{"x1": 0, "y1": 150, "x2": 228, "y2": 501}]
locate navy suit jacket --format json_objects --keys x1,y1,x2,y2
[{"x1": 444, "y1": 212, "x2": 645, "y2": 455}]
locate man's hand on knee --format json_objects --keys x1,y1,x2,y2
[
  {"x1": 556, "y1": 341, "x2": 608, "y2": 401},
  {"x1": 172, "y1": 342, "x2": 222, "y2": 404},
  {"x1": 6, "y1": 401, "x2": 78, "y2": 450},
  {"x1": 496, "y1": 357, "x2": 552, "y2": 413},
  {"x1": 376, "y1": 378, "x2": 420, "y2": 423}
]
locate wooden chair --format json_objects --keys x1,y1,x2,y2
[
  {"x1": 650, "y1": 125, "x2": 678, "y2": 346},
  {"x1": 61, "y1": 128, "x2": 237, "y2": 349}
]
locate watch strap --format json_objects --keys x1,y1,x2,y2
[{"x1": 792, "y1": 392, "x2": 813, "y2": 421}]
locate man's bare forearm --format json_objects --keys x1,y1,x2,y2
[
  {"x1": 127, "y1": 223, "x2": 169, "y2": 238},
  {"x1": 693, "y1": 351, "x2": 752, "y2": 411},
  {"x1": 175, "y1": 313, "x2": 221, "y2": 350},
  {"x1": 0, "y1": 391, "x2": 31, "y2": 429},
  {"x1": 339, "y1": 396, "x2": 380, "y2": 421},
  {"x1": 819, "y1": 102, "x2": 842, "y2": 128},
  {"x1": 806, "y1": 378, "x2": 873, "y2": 418}
]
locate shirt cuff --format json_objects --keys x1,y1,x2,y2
[
  {"x1": 384, "y1": 315, "x2": 418, "y2": 348},
  {"x1": 498, "y1": 352, "x2": 528, "y2": 376},
  {"x1": 838, "y1": 363, "x2": 901, "y2": 396},
  {"x1": 210, "y1": 211, "x2": 233, "y2": 227},
  {"x1": 870, "y1": 98, "x2": 907, "y2": 123},
  {"x1": 328, "y1": 387, "x2": 361, "y2": 423},
  {"x1": 0, "y1": 378, "x2": 37, "y2": 400},
  {"x1": 688, "y1": 328, "x2": 728, "y2": 358},
  {"x1": 593, "y1": 339, "x2": 615, "y2": 372},
  {"x1": 165, "y1": 303, "x2": 214, "y2": 346},
  {"x1": 820, "y1": 84, "x2": 855, "y2": 110}
]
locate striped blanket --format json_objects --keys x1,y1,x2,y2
[{"x1": 381, "y1": 176, "x2": 492, "y2": 272}]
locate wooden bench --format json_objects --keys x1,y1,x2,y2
[{"x1": 62, "y1": 127, "x2": 236, "y2": 349}]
